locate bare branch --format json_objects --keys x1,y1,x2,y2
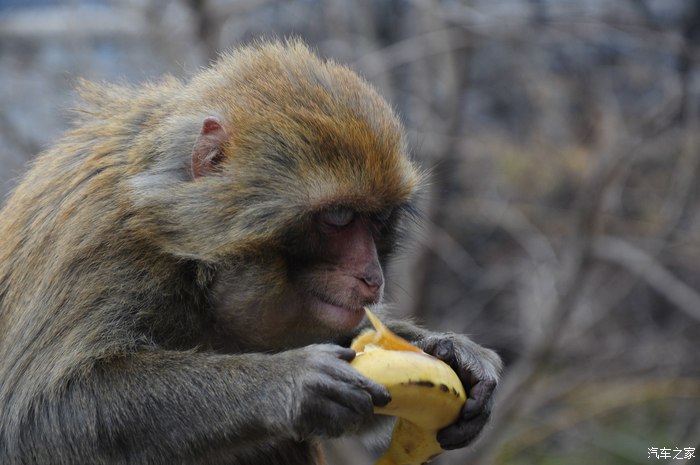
[{"x1": 593, "y1": 236, "x2": 700, "y2": 324}]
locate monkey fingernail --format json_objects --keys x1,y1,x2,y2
[{"x1": 375, "y1": 392, "x2": 392, "y2": 407}]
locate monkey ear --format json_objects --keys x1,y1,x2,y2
[{"x1": 191, "y1": 117, "x2": 228, "y2": 179}]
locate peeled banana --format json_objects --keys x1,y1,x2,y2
[{"x1": 349, "y1": 309, "x2": 466, "y2": 465}]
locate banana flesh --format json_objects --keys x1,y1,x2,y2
[{"x1": 350, "y1": 309, "x2": 466, "y2": 465}]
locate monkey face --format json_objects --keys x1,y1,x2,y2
[
  {"x1": 208, "y1": 203, "x2": 410, "y2": 352},
  {"x1": 290, "y1": 208, "x2": 387, "y2": 331}
]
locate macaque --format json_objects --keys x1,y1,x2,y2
[{"x1": 0, "y1": 40, "x2": 501, "y2": 465}]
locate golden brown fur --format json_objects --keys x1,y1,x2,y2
[{"x1": 0, "y1": 40, "x2": 499, "y2": 465}]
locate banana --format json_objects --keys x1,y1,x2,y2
[{"x1": 349, "y1": 309, "x2": 466, "y2": 465}]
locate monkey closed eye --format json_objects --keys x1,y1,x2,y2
[{"x1": 320, "y1": 208, "x2": 355, "y2": 228}]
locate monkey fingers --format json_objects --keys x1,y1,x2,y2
[
  {"x1": 315, "y1": 358, "x2": 392, "y2": 410},
  {"x1": 436, "y1": 378, "x2": 497, "y2": 449},
  {"x1": 292, "y1": 345, "x2": 390, "y2": 438},
  {"x1": 417, "y1": 334, "x2": 500, "y2": 449}
]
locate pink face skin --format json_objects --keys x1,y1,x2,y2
[
  {"x1": 306, "y1": 209, "x2": 384, "y2": 332},
  {"x1": 209, "y1": 207, "x2": 385, "y2": 352}
]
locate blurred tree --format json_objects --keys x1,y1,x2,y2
[{"x1": 0, "y1": 1, "x2": 698, "y2": 464}]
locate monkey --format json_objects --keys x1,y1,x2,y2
[{"x1": 0, "y1": 40, "x2": 502, "y2": 465}]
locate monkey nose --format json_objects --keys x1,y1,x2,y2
[{"x1": 357, "y1": 270, "x2": 383, "y2": 302}]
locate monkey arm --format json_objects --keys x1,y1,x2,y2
[
  {"x1": 14, "y1": 344, "x2": 388, "y2": 464},
  {"x1": 20, "y1": 351, "x2": 295, "y2": 463}
]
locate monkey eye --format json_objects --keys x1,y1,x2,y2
[{"x1": 320, "y1": 207, "x2": 355, "y2": 227}]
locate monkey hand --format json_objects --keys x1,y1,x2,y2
[
  {"x1": 280, "y1": 344, "x2": 392, "y2": 440},
  {"x1": 416, "y1": 333, "x2": 502, "y2": 449}
]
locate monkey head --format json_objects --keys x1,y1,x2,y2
[{"x1": 126, "y1": 41, "x2": 422, "y2": 351}]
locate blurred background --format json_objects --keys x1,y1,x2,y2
[{"x1": 1, "y1": 1, "x2": 699, "y2": 464}]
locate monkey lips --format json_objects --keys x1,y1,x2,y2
[{"x1": 311, "y1": 297, "x2": 367, "y2": 331}]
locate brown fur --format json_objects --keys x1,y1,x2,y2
[
  {"x1": 0, "y1": 40, "x2": 501, "y2": 465},
  {"x1": 0, "y1": 40, "x2": 421, "y2": 465}
]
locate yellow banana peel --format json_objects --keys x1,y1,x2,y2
[{"x1": 350, "y1": 309, "x2": 466, "y2": 465}]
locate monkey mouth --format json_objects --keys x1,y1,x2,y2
[{"x1": 310, "y1": 295, "x2": 366, "y2": 331}]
